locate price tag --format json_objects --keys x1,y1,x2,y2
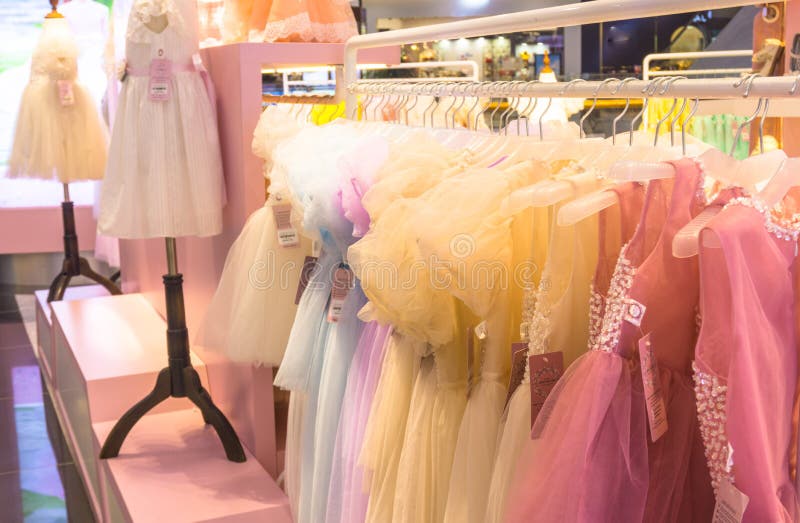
[
  {"x1": 624, "y1": 298, "x2": 646, "y2": 327},
  {"x1": 530, "y1": 351, "x2": 563, "y2": 435},
  {"x1": 474, "y1": 320, "x2": 488, "y2": 340},
  {"x1": 327, "y1": 266, "x2": 353, "y2": 323},
  {"x1": 712, "y1": 479, "x2": 749, "y2": 523},
  {"x1": 295, "y1": 256, "x2": 318, "y2": 305},
  {"x1": 57, "y1": 80, "x2": 74, "y2": 106},
  {"x1": 272, "y1": 203, "x2": 299, "y2": 247},
  {"x1": 149, "y1": 58, "x2": 172, "y2": 101},
  {"x1": 639, "y1": 334, "x2": 668, "y2": 442}
]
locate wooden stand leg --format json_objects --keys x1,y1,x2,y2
[
  {"x1": 100, "y1": 240, "x2": 246, "y2": 463},
  {"x1": 47, "y1": 199, "x2": 122, "y2": 302}
]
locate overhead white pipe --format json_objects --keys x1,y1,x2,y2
[{"x1": 344, "y1": 0, "x2": 771, "y2": 113}]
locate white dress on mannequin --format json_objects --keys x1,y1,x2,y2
[
  {"x1": 99, "y1": 0, "x2": 225, "y2": 239},
  {"x1": 8, "y1": 17, "x2": 108, "y2": 183}
]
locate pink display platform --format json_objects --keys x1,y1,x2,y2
[
  {"x1": 41, "y1": 293, "x2": 210, "y2": 518},
  {"x1": 94, "y1": 409, "x2": 292, "y2": 523},
  {"x1": 120, "y1": 42, "x2": 400, "y2": 478},
  {"x1": 34, "y1": 285, "x2": 109, "y2": 383}
]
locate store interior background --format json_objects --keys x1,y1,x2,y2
[{"x1": 0, "y1": 0, "x2": 787, "y2": 520}]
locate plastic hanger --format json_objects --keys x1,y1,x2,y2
[{"x1": 672, "y1": 73, "x2": 783, "y2": 257}]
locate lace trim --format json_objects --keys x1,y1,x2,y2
[
  {"x1": 723, "y1": 196, "x2": 800, "y2": 243},
  {"x1": 587, "y1": 286, "x2": 604, "y2": 350},
  {"x1": 254, "y1": 14, "x2": 357, "y2": 44},
  {"x1": 127, "y1": 0, "x2": 185, "y2": 43},
  {"x1": 592, "y1": 247, "x2": 635, "y2": 353},
  {"x1": 693, "y1": 362, "x2": 733, "y2": 494}
]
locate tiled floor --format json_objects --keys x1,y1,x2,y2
[{"x1": 0, "y1": 284, "x2": 94, "y2": 523}]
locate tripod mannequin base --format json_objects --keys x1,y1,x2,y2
[
  {"x1": 100, "y1": 366, "x2": 246, "y2": 462},
  {"x1": 48, "y1": 256, "x2": 122, "y2": 302}
]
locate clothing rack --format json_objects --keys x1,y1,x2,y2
[
  {"x1": 347, "y1": 75, "x2": 800, "y2": 100},
  {"x1": 343, "y1": 0, "x2": 776, "y2": 113}
]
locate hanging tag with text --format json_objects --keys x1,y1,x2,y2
[
  {"x1": 272, "y1": 203, "x2": 299, "y2": 247},
  {"x1": 639, "y1": 333, "x2": 668, "y2": 442},
  {"x1": 712, "y1": 479, "x2": 749, "y2": 523},
  {"x1": 327, "y1": 266, "x2": 353, "y2": 323},
  {"x1": 295, "y1": 256, "x2": 318, "y2": 305},
  {"x1": 149, "y1": 58, "x2": 172, "y2": 101},
  {"x1": 530, "y1": 351, "x2": 563, "y2": 434}
]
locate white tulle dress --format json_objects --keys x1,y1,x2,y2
[
  {"x1": 99, "y1": 0, "x2": 225, "y2": 238},
  {"x1": 8, "y1": 17, "x2": 108, "y2": 183},
  {"x1": 197, "y1": 106, "x2": 310, "y2": 367}
]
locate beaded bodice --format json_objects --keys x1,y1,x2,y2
[{"x1": 590, "y1": 249, "x2": 636, "y2": 354}]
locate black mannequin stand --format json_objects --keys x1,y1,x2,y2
[
  {"x1": 100, "y1": 238, "x2": 246, "y2": 463},
  {"x1": 48, "y1": 185, "x2": 122, "y2": 302}
]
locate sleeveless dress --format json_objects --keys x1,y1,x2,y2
[
  {"x1": 485, "y1": 183, "x2": 644, "y2": 523},
  {"x1": 505, "y1": 158, "x2": 713, "y2": 522},
  {"x1": 99, "y1": 0, "x2": 225, "y2": 238},
  {"x1": 695, "y1": 197, "x2": 800, "y2": 522},
  {"x1": 9, "y1": 17, "x2": 108, "y2": 183}
]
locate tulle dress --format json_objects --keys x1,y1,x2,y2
[
  {"x1": 326, "y1": 135, "x2": 393, "y2": 523},
  {"x1": 484, "y1": 183, "x2": 641, "y2": 523},
  {"x1": 403, "y1": 160, "x2": 546, "y2": 523},
  {"x1": 9, "y1": 17, "x2": 108, "y2": 183},
  {"x1": 197, "y1": 106, "x2": 311, "y2": 367},
  {"x1": 99, "y1": 0, "x2": 225, "y2": 238},
  {"x1": 270, "y1": 123, "x2": 363, "y2": 522},
  {"x1": 197, "y1": 106, "x2": 310, "y2": 366},
  {"x1": 222, "y1": 0, "x2": 357, "y2": 43},
  {"x1": 505, "y1": 159, "x2": 713, "y2": 522},
  {"x1": 349, "y1": 136, "x2": 475, "y2": 523},
  {"x1": 695, "y1": 196, "x2": 800, "y2": 522}
]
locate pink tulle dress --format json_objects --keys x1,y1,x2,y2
[
  {"x1": 504, "y1": 158, "x2": 714, "y2": 522},
  {"x1": 695, "y1": 196, "x2": 800, "y2": 522}
]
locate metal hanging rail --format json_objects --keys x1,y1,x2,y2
[
  {"x1": 642, "y1": 50, "x2": 753, "y2": 81},
  {"x1": 348, "y1": 76, "x2": 800, "y2": 100},
  {"x1": 343, "y1": 0, "x2": 772, "y2": 113}
]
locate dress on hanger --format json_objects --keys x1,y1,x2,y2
[
  {"x1": 197, "y1": 106, "x2": 310, "y2": 366},
  {"x1": 9, "y1": 18, "x2": 108, "y2": 183},
  {"x1": 504, "y1": 159, "x2": 713, "y2": 522},
  {"x1": 99, "y1": 0, "x2": 225, "y2": 238},
  {"x1": 695, "y1": 197, "x2": 800, "y2": 522},
  {"x1": 223, "y1": 0, "x2": 357, "y2": 43}
]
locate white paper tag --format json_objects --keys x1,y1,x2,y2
[
  {"x1": 639, "y1": 334, "x2": 668, "y2": 442},
  {"x1": 272, "y1": 203, "x2": 299, "y2": 247},
  {"x1": 712, "y1": 479, "x2": 749, "y2": 523},
  {"x1": 624, "y1": 298, "x2": 646, "y2": 327},
  {"x1": 327, "y1": 267, "x2": 353, "y2": 323},
  {"x1": 475, "y1": 320, "x2": 488, "y2": 340},
  {"x1": 149, "y1": 58, "x2": 171, "y2": 101}
]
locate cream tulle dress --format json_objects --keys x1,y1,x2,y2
[
  {"x1": 413, "y1": 160, "x2": 548, "y2": 523},
  {"x1": 9, "y1": 17, "x2": 108, "y2": 183},
  {"x1": 197, "y1": 106, "x2": 311, "y2": 366},
  {"x1": 349, "y1": 135, "x2": 473, "y2": 523}
]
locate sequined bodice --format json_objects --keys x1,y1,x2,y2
[{"x1": 591, "y1": 249, "x2": 635, "y2": 355}]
